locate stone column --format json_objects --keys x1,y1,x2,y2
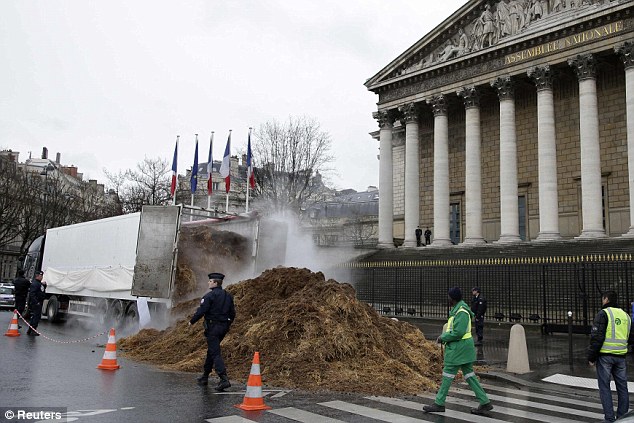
[
  {"x1": 568, "y1": 54, "x2": 606, "y2": 238},
  {"x1": 528, "y1": 66, "x2": 562, "y2": 240},
  {"x1": 616, "y1": 42, "x2": 634, "y2": 237},
  {"x1": 399, "y1": 103, "x2": 420, "y2": 248},
  {"x1": 427, "y1": 95, "x2": 452, "y2": 246},
  {"x1": 492, "y1": 76, "x2": 521, "y2": 243},
  {"x1": 374, "y1": 110, "x2": 395, "y2": 247},
  {"x1": 457, "y1": 87, "x2": 484, "y2": 244}
]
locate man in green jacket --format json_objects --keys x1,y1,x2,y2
[{"x1": 423, "y1": 287, "x2": 493, "y2": 415}]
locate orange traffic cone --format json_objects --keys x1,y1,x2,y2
[
  {"x1": 235, "y1": 351, "x2": 271, "y2": 411},
  {"x1": 97, "y1": 328, "x2": 120, "y2": 370},
  {"x1": 4, "y1": 310, "x2": 20, "y2": 337}
]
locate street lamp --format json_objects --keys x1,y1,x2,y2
[{"x1": 40, "y1": 163, "x2": 55, "y2": 233}]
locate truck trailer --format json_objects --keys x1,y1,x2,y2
[{"x1": 23, "y1": 205, "x2": 286, "y2": 327}]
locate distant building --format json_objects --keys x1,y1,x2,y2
[
  {"x1": 305, "y1": 186, "x2": 379, "y2": 248},
  {"x1": 0, "y1": 147, "x2": 115, "y2": 281}
]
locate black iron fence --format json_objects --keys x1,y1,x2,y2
[{"x1": 340, "y1": 254, "x2": 634, "y2": 333}]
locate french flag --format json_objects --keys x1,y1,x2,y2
[
  {"x1": 246, "y1": 131, "x2": 255, "y2": 189},
  {"x1": 170, "y1": 136, "x2": 179, "y2": 198},
  {"x1": 219, "y1": 131, "x2": 231, "y2": 193}
]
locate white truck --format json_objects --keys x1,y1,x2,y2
[{"x1": 22, "y1": 205, "x2": 286, "y2": 327}]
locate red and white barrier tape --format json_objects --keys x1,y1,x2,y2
[{"x1": 13, "y1": 309, "x2": 107, "y2": 343}]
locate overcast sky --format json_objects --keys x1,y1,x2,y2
[{"x1": 1, "y1": 0, "x2": 465, "y2": 192}]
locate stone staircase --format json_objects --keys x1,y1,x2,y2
[{"x1": 355, "y1": 237, "x2": 634, "y2": 263}]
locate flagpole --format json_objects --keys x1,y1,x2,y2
[
  {"x1": 190, "y1": 134, "x2": 199, "y2": 222},
  {"x1": 207, "y1": 131, "x2": 214, "y2": 216},
  {"x1": 220, "y1": 129, "x2": 232, "y2": 214},
  {"x1": 246, "y1": 127, "x2": 252, "y2": 213},
  {"x1": 172, "y1": 135, "x2": 179, "y2": 205}
]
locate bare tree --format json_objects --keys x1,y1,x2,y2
[
  {"x1": 0, "y1": 160, "x2": 28, "y2": 248},
  {"x1": 252, "y1": 116, "x2": 333, "y2": 214},
  {"x1": 106, "y1": 157, "x2": 172, "y2": 213},
  {"x1": 0, "y1": 157, "x2": 121, "y2": 256}
]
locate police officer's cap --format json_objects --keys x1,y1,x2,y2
[
  {"x1": 208, "y1": 272, "x2": 225, "y2": 281},
  {"x1": 35, "y1": 271, "x2": 44, "y2": 276},
  {"x1": 472, "y1": 286, "x2": 481, "y2": 293}
]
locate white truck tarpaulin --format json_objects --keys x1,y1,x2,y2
[{"x1": 45, "y1": 267, "x2": 133, "y2": 292}]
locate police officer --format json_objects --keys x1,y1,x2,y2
[
  {"x1": 12, "y1": 270, "x2": 31, "y2": 321},
  {"x1": 27, "y1": 271, "x2": 46, "y2": 336},
  {"x1": 470, "y1": 287, "x2": 487, "y2": 346},
  {"x1": 587, "y1": 290, "x2": 634, "y2": 422},
  {"x1": 189, "y1": 272, "x2": 236, "y2": 391}
]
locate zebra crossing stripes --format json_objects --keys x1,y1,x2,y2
[
  {"x1": 404, "y1": 393, "x2": 589, "y2": 423},
  {"x1": 542, "y1": 373, "x2": 634, "y2": 392},
  {"x1": 269, "y1": 407, "x2": 345, "y2": 422},
  {"x1": 205, "y1": 380, "x2": 607, "y2": 422},
  {"x1": 318, "y1": 400, "x2": 433, "y2": 422},
  {"x1": 480, "y1": 383, "x2": 605, "y2": 411},
  {"x1": 205, "y1": 417, "x2": 255, "y2": 423},
  {"x1": 452, "y1": 387, "x2": 605, "y2": 420},
  {"x1": 365, "y1": 397, "x2": 505, "y2": 423}
]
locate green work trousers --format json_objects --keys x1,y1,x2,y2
[{"x1": 434, "y1": 362, "x2": 489, "y2": 406}]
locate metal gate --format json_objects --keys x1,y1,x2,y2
[{"x1": 339, "y1": 255, "x2": 634, "y2": 332}]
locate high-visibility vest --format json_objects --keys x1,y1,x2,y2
[
  {"x1": 599, "y1": 307, "x2": 631, "y2": 355},
  {"x1": 446, "y1": 307, "x2": 472, "y2": 340}
]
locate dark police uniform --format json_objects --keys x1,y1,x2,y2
[
  {"x1": 470, "y1": 288, "x2": 487, "y2": 345},
  {"x1": 27, "y1": 272, "x2": 46, "y2": 335},
  {"x1": 190, "y1": 273, "x2": 235, "y2": 388},
  {"x1": 12, "y1": 273, "x2": 31, "y2": 317}
]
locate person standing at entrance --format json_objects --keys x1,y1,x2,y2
[
  {"x1": 424, "y1": 227, "x2": 432, "y2": 245},
  {"x1": 189, "y1": 272, "x2": 236, "y2": 391},
  {"x1": 471, "y1": 287, "x2": 487, "y2": 346},
  {"x1": 415, "y1": 226, "x2": 423, "y2": 247},
  {"x1": 587, "y1": 290, "x2": 634, "y2": 422},
  {"x1": 423, "y1": 287, "x2": 493, "y2": 415}
]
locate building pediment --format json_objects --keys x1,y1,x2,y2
[{"x1": 366, "y1": 0, "x2": 631, "y2": 96}]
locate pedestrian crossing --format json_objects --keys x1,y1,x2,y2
[{"x1": 205, "y1": 379, "x2": 606, "y2": 422}]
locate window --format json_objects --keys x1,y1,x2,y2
[
  {"x1": 449, "y1": 203, "x2": 461, "y2": 245},
  {"x1": 518, "y1": 195, "x2": 527, "y2": 241}
]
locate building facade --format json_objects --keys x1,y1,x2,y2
[
  {"x1": 305, "y1": 187, "x2": 379, "y2": 248},
  {"x1": 366, "y1": 0, "x2": 634, "y2": 248}
]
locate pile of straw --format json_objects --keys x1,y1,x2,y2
[{"x1": 120, "y1": 267, "x2": 442, "y2": 396}]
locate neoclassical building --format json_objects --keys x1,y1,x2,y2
[{"x1": 366, "y1": 0, "x2": 634, "y2": 248}]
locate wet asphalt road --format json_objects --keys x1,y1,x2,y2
[
  {"x1": 0, "y1": 312, "x2": 378, "y2": 423},
  {"x1": 0, "y1": 310, "x2": 626, "y2": 423}
]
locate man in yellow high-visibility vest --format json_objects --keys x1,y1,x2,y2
[
  {"x1": 587, "y1": 290, "x2": 634, "y2": 422},
  {"x1": 423, "y1": 287, "x2": 493, "y2": 415}
]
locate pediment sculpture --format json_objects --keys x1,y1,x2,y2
[{"x1": 398, "y1": 0, "x2": 615, "y2": 76}]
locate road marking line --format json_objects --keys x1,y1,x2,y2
[
  {"x1": 271, "y1": 390, "x2": 290, "y2": 398},
  {"x1": 479, "y1": 383, "x2": 604, "y2": 410},
  {"x1": 401, "y1": 393, "x2": 590, "y2": 423},
  {"x1": 452, "y1": 387, "x2": 604, "y2": 420},
  {"x1": 269, "y1": 407, "x2": 345, "y2": 422},
  {"x1": 542, "y1": 373, "x2": 634, "y2": 392},
  {"x1": 205, "y1": 416, "x2": 258, "y2": 422},
  {"x1": 321, "y1": 399, "x2": 505, "y2": 422}
]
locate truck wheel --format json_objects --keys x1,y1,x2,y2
[
  {"x1": 47, "y1": 296, "x2": 59, "y2": 322},
  {"x1": 125, "y1": 303, "x2": 139, "y2": 324},
  {"x1": 110, "y1": 300, "x2": 125, "y2": 327},
  {"x1": 96, "y1": 300, "x2": 109, "y2": 327}
]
